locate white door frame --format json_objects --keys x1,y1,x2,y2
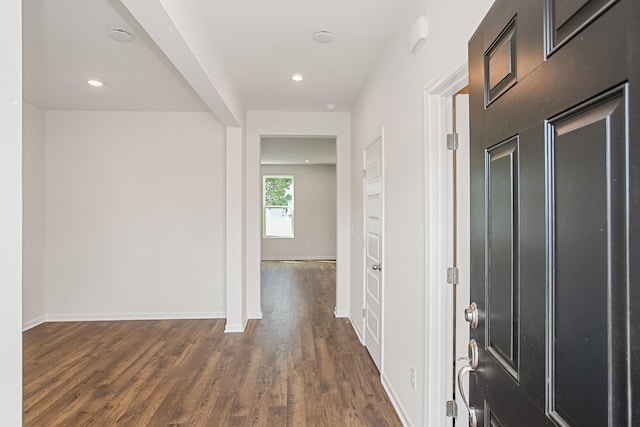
[
  {"x1": 362, "y1": 128, "x2": 385, "y2": 370},
  {"x1": 423, "y1": 62, "x2": 470, "y2": 426},
  {"x1": 243, "y1": 112, "x2": 352, "y2": 329}
]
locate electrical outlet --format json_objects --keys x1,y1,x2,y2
[{"x1": 411, "y1": 366, "x2": 417, "y2": 389}]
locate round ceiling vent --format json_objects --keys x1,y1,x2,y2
[
  {"x1": 312, "y1": 31, "x2": 335, "y2": 44},
  {"x1": 108, "y1": 28, "x2": 134, "y2": 43}
]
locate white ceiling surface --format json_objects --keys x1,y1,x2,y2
[
  {"x1": 23, "y1": 0, "x2": 412, "y2": 113},
  {"x1": 22, "y1": 0, "x2": 208, "y2": 111},
  {"x1": 190, "y1": 0, "x2": 413, "y2": 112},
  {"x1": 261, "y1": 137, "x2": 336, "y2": 165}
]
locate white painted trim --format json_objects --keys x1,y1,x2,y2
[
  {"x1": 361, "y1": 137, "x2": 368, "y2": 348},
  {"x1": 260, "y1": 256, "x2": 336, "y2": 261},
  {"x1": 248, "y1": 311, "x2": 263, "y2": 319},
  {"x1": 22, "y1": 316, "x2": 46, "y2": 331},
  {"x1": 44, "y1": 312, "x2": 226, "y2": 322},
  {"x1": 245, "y1": 112, "x2": 351, "y2": 325},
  {"x1": 423, "y1": 61, "x2": 468, "y2": 97},
  {"x1": 422, "y1": 61, "x2": 469, "y2": 427},
  {"x1": 381, "y1": 373, "x2": 413, "y2": 427},
  {"x1": 224, "y1": 316, "x2": 249, "y2": 333},
  {"x1": 334, "y1": 307, "x2": 349, "y2": 318},
  {"x1": 380, "y1": 127, "x2": 386, "y2": 374},
  {"x1": 453, "y1": 93, "x2": 472, "y2": 427},
  {"x1": 349, "y1": 315, "x2": 365, "y2": 344}
]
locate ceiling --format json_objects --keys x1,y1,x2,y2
[
  {"x1": 22, "y1": 0, "x2": 412, "y2": 113},
  {"x1": 261, "y1": 137, "x2": 336, "y2": 165},
  {"x1": 22, "y1": 0, "x2": 208, "y2": 111}
]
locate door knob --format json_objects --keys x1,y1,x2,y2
[
  {"x1": 372, "y1": 264, "x2": 382, "y2": 271},
  {"x1": 464, "y1": 302, "x2": 479, "y2": 329}
]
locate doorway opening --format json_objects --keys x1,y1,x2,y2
[{"x1": 259, "y1": 136, "x2": 338, "y2": 313}]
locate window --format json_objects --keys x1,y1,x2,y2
[{"x1": 263, "y1": 175, "x2": 294, "y2": 238}]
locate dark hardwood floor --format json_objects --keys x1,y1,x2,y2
[{"x1": 23, "y1": 261, "x2": 402, "y2": 426}]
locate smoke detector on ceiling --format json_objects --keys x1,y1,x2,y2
[
  {"x1": 108, "y1": 28, "x2": 134, "y2": 43},
  {"x1": 313, "y1": 31, "x2": 335, "y2": 44}
]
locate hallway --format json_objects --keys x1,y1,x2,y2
[
  {"x1": 23, "y1": 261, "x2": 401, "y2": 426},
  {"x1": 259, "y1": 261, "x2": 401, "y2": 426}
]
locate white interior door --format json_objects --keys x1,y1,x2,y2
[
  {"x1": 364, "y1": 135, "x2": 383, "y2": 371},
  {"x1": 453, "y1": 93, "x2": 471, "y2": 426}
]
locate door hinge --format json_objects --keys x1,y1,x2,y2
[
  {"x1": 447, "y1": 267, "x2": 459, "y2": 285},
  {"x1": 446, "y1": 133, "x2": 459, "y2": 150},
  {"x1": 446, "y1": 400, "x2": 458, "y2": 418},
  {"x1": 363, "y1": 169, "x2": 367, "y2": 178},
  {"x1": 363, "y1": 308, "x2": 366, "y2": 318}
]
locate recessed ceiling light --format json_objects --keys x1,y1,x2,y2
[
  {"x1": 87, "y1": 79, "x2": 104, "y2": 87},
  {"x1": 325, "y1": 103, "x2": 336, "y2": 112},
  {"x1": 304, "y1": 159, "x2": 311, "y2": 163},
  {"x1": 108, "y1": 28, "x2": 134, "y2": 43},
  {"x1": 313, "y1": 31, "x2": 335, "y2": 44},
  {"x1": 291, "y1": 74, "x2": 304, "y2": 82}
]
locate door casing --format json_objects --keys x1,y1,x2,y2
[{"x1": 423, "y1": 63, "x2": 470, "y2": 426}]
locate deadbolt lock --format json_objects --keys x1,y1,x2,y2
[{"x1": 464, "y1": 302, "x2": 479, "y2": 329}]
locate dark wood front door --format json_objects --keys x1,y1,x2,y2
[{"x1": 468, "y1": 0, "x2": 638, "y2": 425}]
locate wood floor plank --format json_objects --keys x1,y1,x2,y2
[
  {"x1": 23, "y1": 261, "x2": 402, "y2": 426},
  {"x1": 286, "y1": 363, "x2": 308, "y2": 426}
]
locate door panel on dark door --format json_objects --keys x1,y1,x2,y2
[
  {"x1": 548, "y1": 87, "x2": 629, "y2": 426},
  {"x1": 469, "y1": 0, "x2": 636, "y2": 425},
  {"x1": 484, "y1": 18, "x2": 517, "y2": 106},
  {"x1": 486, "y1": 138, "x2": 519, "y2": 378},
  {"x1": 546, "y1": 0, "x2": 619, "y2": 53}
]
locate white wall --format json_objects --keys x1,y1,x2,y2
[
  {"x1": 261, "y1": 164, "x2": 336, "y2": 260},
  {"x1": 44, "y1": 111, "x2": 227, "y2": 320},
  {"x1": 349, "y1": 0, "x2": 494, "y2": 425},
  {"x1": 0, "y1": 0, "x2": 23, "y2": 423},
  {"x1": 23, "y1": 102, "x2": 46, "y2": 329},
  {"x1": 246, "y1": 111, "x2": 350, "y2": 318}
]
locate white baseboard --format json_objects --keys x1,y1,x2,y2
[
  {"x1": 224, "y1": 316, "x2": 248, "y2": 333},
  {"x1": 334, "y1": 307, "x2": 349, "y2": 318},
  {"x1": 348, "y1": 314, "x2": 365, "y2": 344},
  {"x1": 248, "y1": 311, "x2": 263, "y2": 319},
  {"x1": 22, "y1": 315, "x2": 46, "y2": 331},
  {"x1": 261, "y1": 256, "x2": 336, "y2": 261},
  {"x1": 381, "y1": 373, "x2": 413, "y2": 427},
  {"x1": 44, "y1": 311, "x2": 226, "y2": 322}
]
